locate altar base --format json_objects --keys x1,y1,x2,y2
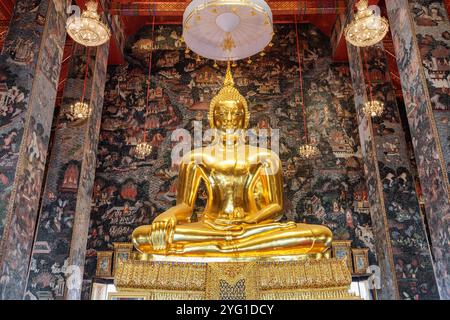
[{"x1": 114, "y1": 256, "x2": 359, "y2": 300}]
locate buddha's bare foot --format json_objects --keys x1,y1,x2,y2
[
  {"x1": 276, "y1": 221, "x2": 297, "y2": 230},
  {"x1": 218, "y1": 241, "x2": 241, "y2": 253},
  {"x1": 168, "y1": 243, "x2": 185, "y2": 254},
  {"x1": 283, "y1": 221, "x2": 297, "y2": 228}
]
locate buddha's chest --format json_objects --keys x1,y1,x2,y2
[{"x1": 201, "y1": 161, "x2": 259, "y2": 190}]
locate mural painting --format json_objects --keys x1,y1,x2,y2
[
  {"x1": 411, "y1": 0, "x2": 450, "y2": 182},
  {"x1": 24, "y1": 41, "x2": 109, "y2": 300},
  {"x1": 66, "y1": 40, "x2": 110, "y2": 300},
  {"x1": 0, "y1": 0, "x2": 70, "y2": 300},
  {"x1": 386, "y1": 0, "x2": 450, "y2": 299},
  {"x1": 81, "y1": 24, "x2": 376, "y2": 299},
  {"x1": 348, "y1": 41, "x2": 439, "y2": 299},
  {"x1": 24, "y1": 46, "x2": 92, "y2": 300}
]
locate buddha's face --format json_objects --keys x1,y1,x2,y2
[{"x1": 213, "y1": 100, "x2": 246, "y2": 131}]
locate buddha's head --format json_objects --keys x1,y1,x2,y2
[{"x1": 209, "y1": 63, "x2": 250, "y2": 132}]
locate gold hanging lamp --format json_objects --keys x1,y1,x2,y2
[
  {"x1": 362, "y1": 100, "x2": 384, "y2": 118},
  {"x1": 68, "y1": 48, "x2": 91, "y2": 121},
  {"x1": 362, "y1": 49, "x2": 384, "y2": 118},
  {"x1": 293, "y1": 15, "x2": 320, "y2": 160},
  {"x1": 344, "y1": 0, "x2": 389, "y2": 47},
  {"x1": 69, "y1": 102, "x2": 90, "y2": 120},
  {"x1": 66, "y1": 1, "x2": 111, "y2": 47},
  {"x1": 135, "y1": 132, "x2": 153, "y2": 159},
  {"x1": 135, "y1": 4, "x2": 157, "y2": 160}
]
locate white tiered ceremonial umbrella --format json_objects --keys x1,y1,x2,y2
[{"x1": 183, "y1": 0, "x2": 273, "y2": 61}]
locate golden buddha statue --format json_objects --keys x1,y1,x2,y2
[{"x1": 132, "y1": 63, "x2": 332, "y2": 258}]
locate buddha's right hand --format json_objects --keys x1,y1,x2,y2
[
  {"x1": 151, "y1": 212, "x2": 177, "y2": 251},
  {"x1": 205, "y1": 220, "x2": 245, "y2": 233}
]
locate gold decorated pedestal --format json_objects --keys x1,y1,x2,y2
[{"x1": 114, "y1": 255, "x2": 359, "y2": 300}]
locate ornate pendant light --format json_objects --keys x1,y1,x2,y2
[
  {"x1": 69, "y1": 102, "x2": 90, "y2": 120},
  {"x1": 298, "y1": 144, "x2": 321, "y2": 160},
  {"x1": 182, "y1": 0, "x2": 273, "y2": 61},
  {"x1": 294, "y1": 15, "x2": 320, "y2": 161},
  {"x1": 68, "y1": 48, "x2": 91, "y2": 121},
  {"x1": 362, "y1": 100, "x2": 384, "y2": 118},
  {"x1": 344, "y1": 0, "x2": 389, "y2": 47},
  {"x1": 135, "y1": 6, "x2": 156, "y2": 160},
  {"x1": 135, "y1": 133, "x2": 153, "y2": 159},
  {"x1": 362, "y1": 48, "x2": 384, "y2": 118},
  {"x1": 66, "y1": 1, "x2": 111, "y2": 47}
]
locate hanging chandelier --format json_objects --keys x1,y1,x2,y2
[
  {"x1": 68, "y1": 48, "x2": 91, "y2": 121},
  {"x1": 135, "y1": 7, "x2": 155, "y2": 160},
  {"x1": 361, "y1": 48, "x2": 384, "y2": 118},
  {"x1": 293, "y1": 15, "x2": 320, "y2": 161},
  {"x1": 182, "y1": 0, "x2": 273, "y2": 61},
  {"x1": 68, "y1": 102, "x2": 90, "y2": 120},
  {"x1": 66, "y1": 1, "x2": 111, "y2": 47},
  {"x1": 344, "y1": 0, "x2": 389, "y2": 47},
  {"x1": 362, "y1": 100, "x2": 384, "y2": 118},
  {"x1": 135, "y1": 139, "x2": 153, "y2": 159},
  {"x1": 298, "y1": 144, "x2": 321, "y2": 160}
]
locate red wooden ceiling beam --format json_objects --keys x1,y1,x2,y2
[
  {"x1": 0, "y1": 0, "x2": 14, "y2": 51},
  {"x1": 0, "y1": 0, "x2": 14, "y2": 20},
  {"x1": 109, "y1": 0, "x2": 347, "y2": 16},
  {"x1": 55, "y1": 38, "x2": 74, "y2": 108}
]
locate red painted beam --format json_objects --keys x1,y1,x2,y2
[
  {"x1": 114, "y1": 1, "x2": 341, "y2": 41},
  {"x1": 110, "y1": 0, "x2": 347, "y2": 15},
  {"x1": 445, "y1": 0, "x2": 450, "y2": 17},
  {"x1": 55, "y1": 38, "x2": 74, "y2": 108},
  {"x1": 0, "y1": 0, "x2": 14, "y2": 20},
  {"x1": 0, "y1": 0, "x2": 14, "y2": 51}
]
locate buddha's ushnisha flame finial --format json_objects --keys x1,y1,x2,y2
[
  {"x1": 208, "y1": 61, "x2": 250, "y2": 129},
  {"x1": 224, "y1": 61, "x2": 235, "y2": 87}
]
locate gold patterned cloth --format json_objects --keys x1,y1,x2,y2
[{"x1": 114, "y1": 258, "x2": 358, "y2": 300}]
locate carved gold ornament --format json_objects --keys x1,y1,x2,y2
[{"x1": 114, "y1": 257, "x2": 358, "y2": 300}]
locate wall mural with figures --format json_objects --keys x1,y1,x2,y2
[
  {"x1": 23, "y1": 48, "x2": 91, "y2": 300},
  {"x1": 24, "y1": 42, "x2": 109, "y2": 300},
  {"x1": 411, "y1": 0, "x2": 450, "y2": 183},
  {"x1": 411, "y1": 0, "x2": 450, "y2": 290},
  {"x1": 386, "y1": 0, "x2": 450, "y2": 299},
  {"x1": 348, "y1": 42, "x2": 439, "y2": 300},
  {"x1": 0, "y1": 0, "x2": 70, "y2": 299},
  {"x1": 80, "y1": 24, "x2": 376, "y2": 298}
]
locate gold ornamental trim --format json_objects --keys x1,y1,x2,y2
[{"x1": 114, "y1": 257, "x2": 357, "y2": 300}]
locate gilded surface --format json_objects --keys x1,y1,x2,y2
[
  {"x1": 114, "y1": 257, "x2": 357, "y2": 300},
  {"x1": 132, "y1": 63, "x2": 332, "y2": 258}
]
